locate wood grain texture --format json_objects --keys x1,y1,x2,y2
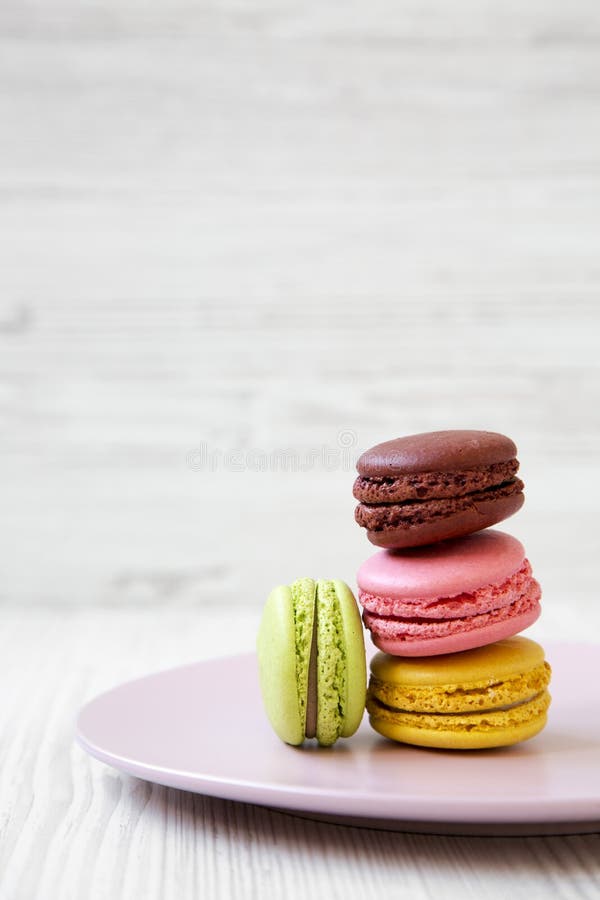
[
  {"x1": 1, "y1": 2, "x2": 600, "y2": 895},
  {"x1": 1, "y1": 608, "x2": 599, "y2": 900},
  {"x1": 1, "y1": 22, "x2": 599, "y2": 610}
]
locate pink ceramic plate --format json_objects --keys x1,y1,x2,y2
[{"x1": 76, "y1": 643, "x2": 600, "y2": 836}]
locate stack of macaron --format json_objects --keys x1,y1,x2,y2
[
  {"x1": 256, "y1": 429, "x2": 550, "y2": 751},
  {"x1": 354, "y1": 430, "x2": 551, "y2": 749}
]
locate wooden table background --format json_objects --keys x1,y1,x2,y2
[{"x1": 1, "y1": 1, "x2": 599, "y2": 897}]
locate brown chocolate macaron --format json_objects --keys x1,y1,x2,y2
[{"x1": 354, "y1": 430, "x2": 524, "y2": 549}]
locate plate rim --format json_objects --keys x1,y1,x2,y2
[{"x1": 75, "y1": 642, "x2": 600, "y2": 828}]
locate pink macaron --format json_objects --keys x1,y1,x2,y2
[{"x1": 357, "y1": 530, "x2": 541, "y2": 656}]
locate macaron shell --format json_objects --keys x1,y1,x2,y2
[
  {"x1": 370, "y1": 636, "x2": 547, "y2": 685},
  {"x1": 256, "y1": 584, "x2": 304, "y2": 745},
  {"x1": 331, "y1": 580, "x2": 367, "y2": 738},
  {"x1": 314, "y1": 580, "x2": 367, "y2": 745},
  {"x1": 370, "y1": 604, "x2": 541, "y2": 656},
  {"x1": 368, "y1": 704, "x2": 549, "y2": 750},
  {"x1": 371, "y1": 605, "x2": 541, "y2": 657},
  {"x1": 358, "y1": 531, "x2": 526, "y2": 602},
  {"x1": 357, "y1": 430, "x2": 518, "y2": 477},
  {"x1": 366, "y1": 493, "x2": 524, "y2": 549}
]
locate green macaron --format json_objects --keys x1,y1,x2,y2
[{"x1": 257, "y1": 578, "x2": 367, "y2": 746}]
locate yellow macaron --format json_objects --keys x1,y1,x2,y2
[{"x1": 367, "y1": 636, "x2": 551, "y2": 750}]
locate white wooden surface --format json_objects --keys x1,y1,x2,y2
[
  {"x1": 1, "y1": 0, "x2": 600, "y2": 896},
  {"x1": 2, "y1": 608, "x2": 600, "y2": 900}
]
